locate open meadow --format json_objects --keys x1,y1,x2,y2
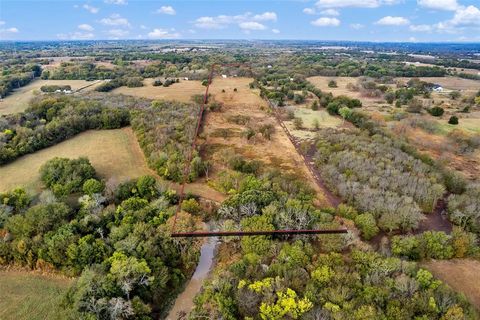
[
  {"x1": 424, "y1": 259, "x2": 480, "y2": 310},
  {"x1": 0, "y1": 270, "x2": 73, "y2": 320},
  {"x1": 0, "y1": 128, "x2": 152, "y2": 193},
  {"x1": 112, "y1": 78, "x2": 204, "y2": 103},
  {"x1": 0, "y1": 79, "x2": 103, "y2": 115}
]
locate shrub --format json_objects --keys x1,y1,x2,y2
[
  {"x1": 40, "y1": 157, "x2": 96, "y2": 196},
  {"x1": 328, "y1": 80, "x2": 337, "y2": 88},
  {"x1": 293, "y1": 117, "x2": 303, "y2": 129},
  {"x1": 428, "y1": 106, "x2": 444, "y2": 117},
  {"x1": 354, "y1": 213, "x2": 379, "y2": 240},
  {"x1": 181, "y1": 198, "x2": 201, "y2": 214},
  {"x1": 448, "y1": 116, "x2": 459, "y2": 125},
  {"x1": 82, "y1": 179, "x2": 105, "y2": 196}
]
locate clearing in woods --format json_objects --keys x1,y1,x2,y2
[
  {"x1": 0, "y1": 79, "x2": 103, "y2": 115},
  {"x1": 0, "y1": 270, "x2": 73, "y2": 320},
  {"x1": 0, "y1": 128, "x2": 152, "y2": 193},
  {"x1": 112, "y1": 78, "x2": 205, "y2": 103},
  {"x1": 424, "y1": 259, "x2": 480, "y2": 310},
  {"x1": 201, "y1": 77, "x2": 330, "y2": 206}
]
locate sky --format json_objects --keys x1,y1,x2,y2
[{"x1": 0, "y1": 0, "x2": 480, "y2": 42}]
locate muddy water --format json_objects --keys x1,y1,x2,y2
[{"x1": 166, "y1": 236, "x2": 218, "y2": 320}]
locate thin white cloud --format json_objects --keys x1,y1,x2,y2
[
  {"x1": 253, "y1": 12, "x2": 277, "y2": 21},
  {"x1": 107, "y1": 29, "x2": 129, "y2": 38},
  {"x1": 320, "y1": 9, "x2": 340, "y2": 16},
  {"x1": 316, "y1": 0, "x2": 379, "y2": 8},
  {"x1": 83, "y1": 4, "x2": 99, "y2": 14},
  {"x1": 156, "y1": 6, "x2": 176, "y2": 15},
  {"x1": 311, "y1": 17, "x2": 341, "y2": 26},
  {"x1": 57, "y1": 31, "x2": 94, "y2": 40},
  {"x1": 194, "y1": 17, "x2": 223, "y2": 29},
  {"x1": 78, "y1": 24, "x2": 94, "y2": 31},
  {"x1": 100, "y1": 14, "x2": 130, "y2": 27},
  {"x1": 272, "y1": 28, "x2": 280, "y2": 34},
  {"x1": 350, "y1": 23, "x2": 364, "y2": 29},
  {"x1": 417, "y1": 0, "x2": 458, "y2": 11},
  {"x1": 147, "y1": 28, "x2": 180, "y2": 39},
  {"x1": 3, "y1": 27, "x2": 19, "y2": 33},
  {"x1": 375, "y1": 16, "x2": 410, "y2": 25},
  {"x1": 0, "y1": 21, "x2": 5, "y2": 26},
  {"x1": 303, "y1": 8, "x2": 316, "y2": 15},
  {"x1": 193, "y1": 11, "x2": 278, "y2": 29},
  {"x1": 315, "y1": 0, "x2": 399, "y2": 8},
  {"x1": 239, "y1": 22, "x2": 267, "y2": 31},
  {"x1": 409, "y1": 24, "x2": 433, "y2": 32},
  {"x1": 105, "y1": 0, "x2": 128, "y2": 4},
  {"x1": 140, "y1": 25, "x2": 148, "y2": 30}
]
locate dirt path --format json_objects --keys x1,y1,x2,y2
[
  {"x1": 265, "y1": 99, "x2": 341, "y2": 208},
  {"x1": 417, "y1": 196, "x2": 452, "y2": 233}
]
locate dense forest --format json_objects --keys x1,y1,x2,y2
[
  {"x1": 0, "y1": 63, "x2": 42, "y2": 98},
  {"x1": 313, "y1": 128, "x2": 445, "y2": 233},
  {"x1": 0, "y1": 157, "x2": 200, "y2": 318},
  {"x1": 189, "y1": 159, "x2": 476, "y2": 319}
]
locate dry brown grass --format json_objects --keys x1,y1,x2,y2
[
  {"x1": 202, "y1": 77, "x2": 329, "y2": 206},
  {"x1": 396, "y1": 76, "x2": 480, "y2": 92},
  {"x1": 423, "y1": 259, "x2": 480, "y2": 310},
  {"x1": 112, "y1": 78, "x2": 204, "y2": 103},
  {"x1": 0, "y1": 270, "x2": 73, "y2": 320},
  {"x1": 0, "y1": 128, "x2": 152, "y2": 193},
  {"x1": 0, "y1": 79, "x2": 103, "y2": 115}
]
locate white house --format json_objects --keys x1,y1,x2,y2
[{"x1": 222, "y1": 74, "x2": 227, "y2": 78}]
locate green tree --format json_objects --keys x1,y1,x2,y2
[
  {"x1": 40, "y1": 157, "x2": 96, "y2": 196},
  {"x1": 354, "y1": 213, "x2": 379, "y2": 240},
  {"x1": 109, "y1": 251, "x2": 152, "y2": 299},
  {"x1": 448, "y1": 116, "x2": 459, "y2": 125},
  {"x1": 428, "y1": 106, "x2": 444, "y2": 117},
  {"x1": 82, "y1": 179, "x2": 105, "y2": 196}
]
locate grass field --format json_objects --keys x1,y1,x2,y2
[
  {"x1": 0, "y1": 79, "x2": 103, "y2": 115},
  {"x1": 285, "y1": 106, "x2": 343, "y2": 139},
  {"x1": 396, "y1": 76, "x2": 480, "y2": 92},
  {"x1": 203, "y1": 77, "x2": 330, "y2": 206},
  {"x1": 0, "y1": 270, "x2": 74, "y2": 320},
  {"x1": 424, "y1": 259, "x2": 480, "y2": 310},
  {"x1": 436, "y1": 118, "x2": 480, "y2": 134},
  {"x1": 0, "y1": 128, "x2": 153, "y2": 193},
  {"x1": 112, "y1": 78, "x2": 204, "y2": 103}
]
